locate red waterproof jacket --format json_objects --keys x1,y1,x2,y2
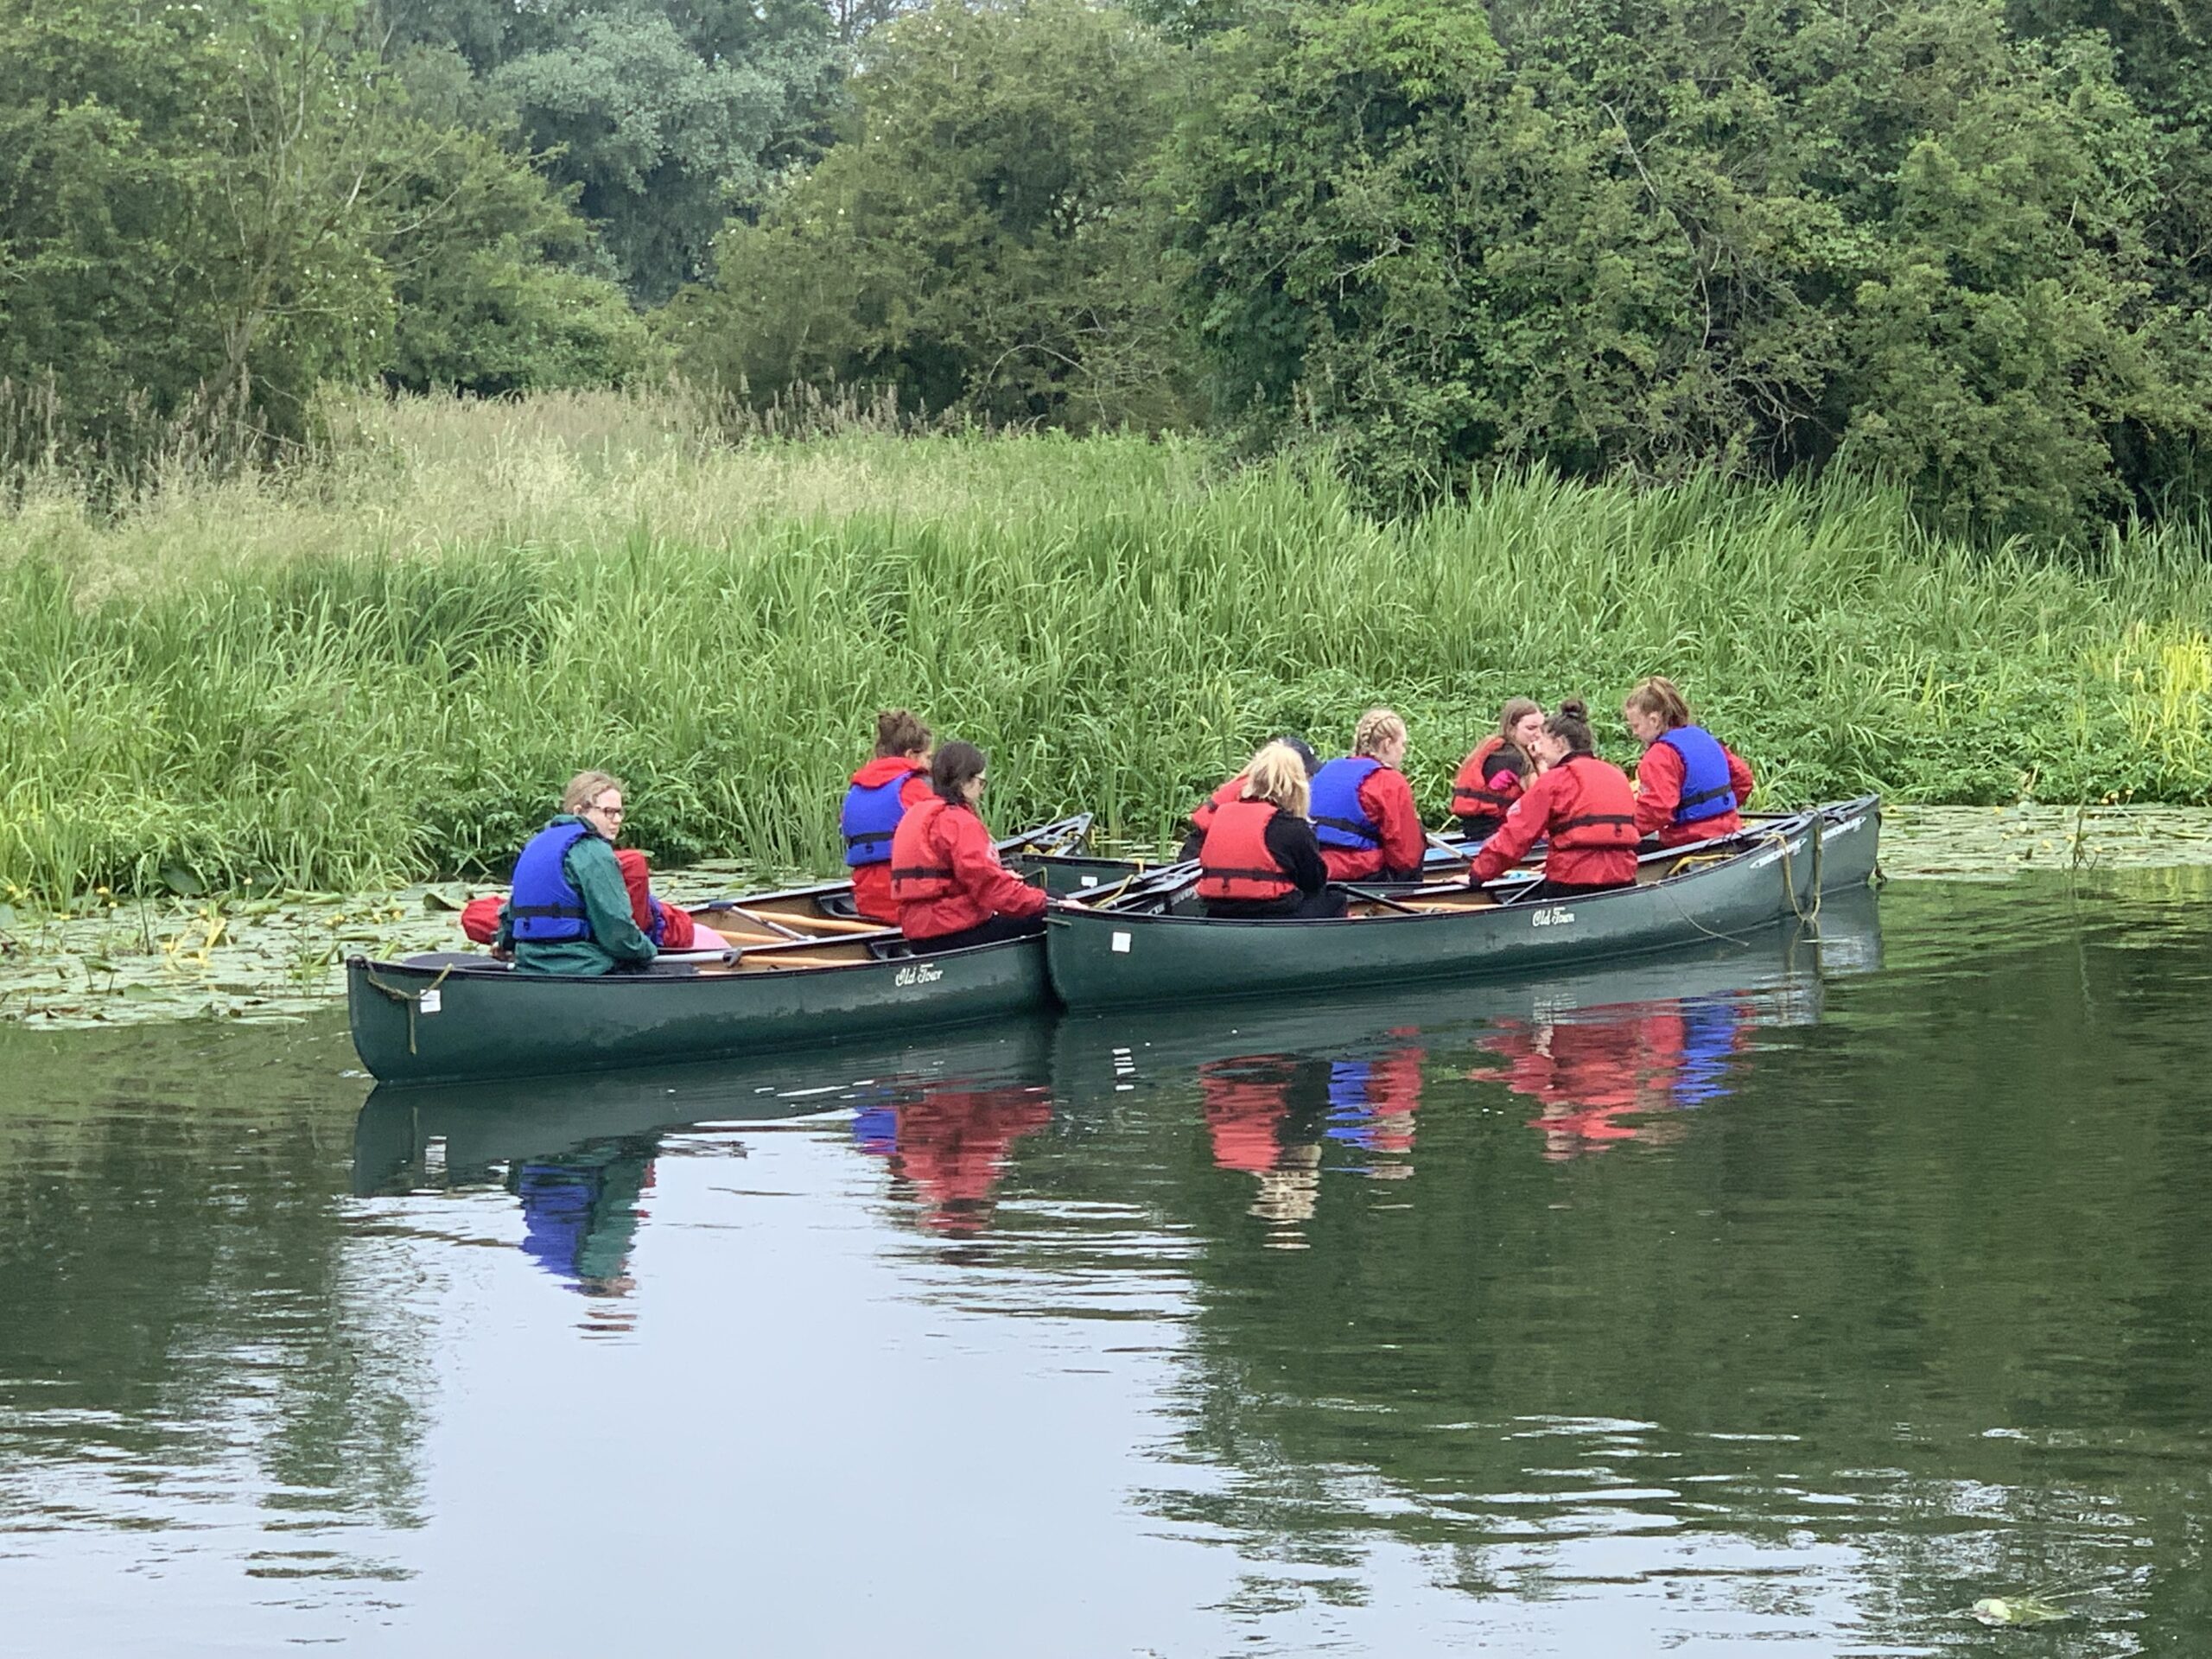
[
  {"x1": 1469, "y1": 753, "x2": 1640, "y2": 887},
  {"x1": 1635, "y1": 740, "x2": 1756, "y2": 847},
  {"x1": 1319, "y1": 766, "x2": 1425, "y2": 883},
  {"x1": 890, "y1": 795, "x2": 1047, "y2": 941},
  {"x1": 1188, "y1": 775, "x2": 1246, "y2": 842},
  {"x1": 1196, "y1": 799, "x2": 1300, "y2": 904},
  {"x1": 1451, "y1": 736, "x2": 1529, "y2": 826},
  {"x1": 847, "y1": 757, "x2": 933, "y2": 923}
]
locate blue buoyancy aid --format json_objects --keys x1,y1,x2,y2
[
  {"x1": 1656, "y1": 725, "x2": 1736, "y2": 825},
  {"x1": 509, "y1": 818, "x2": 594, "y2": 943},
  {"x1": 841, "y1": 771, "x2": 918, "y2": 868},
  {"x1": 1309, "y1": 757, "x2": 1383, "y2": 851}
]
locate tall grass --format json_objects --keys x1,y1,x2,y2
[{"x1": 3, "y1": 387, "x2": 2210, "y2": 901}]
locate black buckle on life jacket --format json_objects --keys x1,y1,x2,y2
[{"x1": 508, "y1": 902, "x2": 589, "y2": 918}]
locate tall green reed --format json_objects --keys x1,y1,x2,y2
[{"x1": 3, "y1": 394, "x2": 2211, "y2": 902}]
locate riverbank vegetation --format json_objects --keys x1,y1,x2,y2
[{"x1": 3, "y1": 391, "x2": 2211, "y2": 902}]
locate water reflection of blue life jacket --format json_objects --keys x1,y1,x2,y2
[
  {"x1": 841, "y1": 772, "x2": 915, "y2": 868},
  {"x1": 1657, "y1": 726, "x2": 1734, "y2": 825},
  {"x1": 1325, "y1": 1060, "x2": 1377, "y2": 1147},
  {"x1": 1309, "y1": 758, "x2": 1382, "y2": 851},
  {"x1": 517, "y1": 1165, "x2": 595, "y2": 1278},
  {"x1": 509, "y1": 819, "x2": 594, "y2": 943},
  {"x1": 1672, "y1": 999, "x2": 1740, "y2": 1105},
  {"x1": 852, "y1": 1103, "x2": 899, "y2": 1156}
]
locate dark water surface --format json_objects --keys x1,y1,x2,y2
[{"x1": 3, "y1": 875, "x2": 2209, "y2": 1656}]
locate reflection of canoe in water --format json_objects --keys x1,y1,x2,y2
[
  {"x1": 1049, "y1": 883, "x2": 1879, "y2": 1091},
  {"x1": 1046, "y1": 798, "x2": 1878, "y2": 1011},
  {"x1": 351, "y1": 1017, "x2": 1055, "y2": 1192},
  {"x1": 345, "y1": 817, "x2": 1087, "y2": 1087}
]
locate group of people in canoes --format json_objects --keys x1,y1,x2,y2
[
  {"x1": 1181, "y1": 676, "x2": 1753, "y2": 916},
  {"x1": 476, "y1": 676, "x2": 1752, "y2": 973}
]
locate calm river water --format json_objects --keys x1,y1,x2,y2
[{"x1": 3, "y1": 873, "x2": 2209, "y2": 1656}]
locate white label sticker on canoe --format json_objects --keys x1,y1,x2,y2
[
  {"x1": 1080, "y1": 875, "x2": 1099, "y2": 887},
  {"x1": 1110, "y1": 931, "x2": 1131, "y2": 953},
  {"x1": 1529, "y1": 906, "x2": 1575, "y2": 929},
  {"x1": 419, "y1": 988, "x2": 442, "y2": 1014},
  {"x1": 893, "y1": 963, "x2": 944, "y2": 988}
]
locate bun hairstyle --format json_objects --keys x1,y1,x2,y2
[
  {"x1": 1242, "y1": 741, "x2": 1313, "y2": 818},
  {"x1": 874, "y1": 708, "x2": 932, "y2": 758},
  {"x1": 930, "y1": 741, "x2": 988, "y2": 804},
  {"x1": 1624, "y1": 676, "x2": 1692, "y2": 729},
  {"x1": 1545, "y1": 698, "x2": 1598, "y2": 756}
]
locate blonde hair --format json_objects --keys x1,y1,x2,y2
[
  {"x1": 1241, "y1": 742, "x2": 1312, "y2": 817},
  {"x1": 1352, "y1": 708, "x2": 1408, "y2": 760},
  {"x1": 1624, "y1": 677, "x2": 1693, "y2": 729},
  {"x1": 559, "y1": 769, "x2": 626, "y2": 815}
]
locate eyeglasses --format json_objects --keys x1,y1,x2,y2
[{"x1": 589, "y1": 800, "x2": 626, "y2": 819}]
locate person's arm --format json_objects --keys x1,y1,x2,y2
[
  {"x1": 569, "y1": 838, "x2": 658, "y2": 963},
  {"x1": 493, "y1": 900, "x2": 514, "y2": 955},
  {"x1": 1365, "y1": 771, "x2": 1427, "y2": 876},
  {"x1": 1471, "y1": 773, "x2": 1555, "y2": 883},
  {"x1": 1634, "y1": 744, "x2": 1685, "y2": 837},
  {"x1": 1726, "y1": 746, "x2": 1755, "y2": 808},
  {"x1": 1264, "y1": 812, "x2": 1329, "y2": 896},
  {"x1": 949, "y1": 810, "x2": 1047, "y2": 918},
  {"x1": 1482, "y1": 758, "x2": 1527, "y2": 813}
]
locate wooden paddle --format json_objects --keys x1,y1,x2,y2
[{"x1": 727, "y1": 906, "x2": 886, "y2": 937}]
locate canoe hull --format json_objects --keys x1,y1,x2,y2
[
  {"x1": 1046, "y1": 798, "x2": 1880, "y2": 1012},
  {"x1": 347, "y1": 933, "x2": 1051, "y2": 1087}
]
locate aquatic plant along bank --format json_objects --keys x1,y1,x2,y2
[{"x1": 4, "y1": 393, "x2": 2212, "y2": 904}]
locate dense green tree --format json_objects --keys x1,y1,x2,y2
[
  {"x1": 384, "y1": 0, "x2": 835, "y2": 302},
  {"x1": 662, "y1": 0, "x2": 1191, "y2": 430},
  {"x1": 1167, "y1": 0, "x2": 2209, "y2": 533},
  {"x1": 0, "y1": 0, "x2": 652, "y2": 466}
]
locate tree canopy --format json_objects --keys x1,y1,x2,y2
[{"x1": 5, "y1": 0, "x2": 2209, "y2": 537}]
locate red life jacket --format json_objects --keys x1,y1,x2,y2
[
  {"x1": 1196, "y1": 799, "x2": 1300, "y2": 904},
  {"x1": 1548, "y1": 753, "x2": 1641, "y2": 852},
  {"x1": 1452, "y1": 735, "x2": 1525, "y2": 823},
  {"x1": 889, "y1": 797, "x2": 960, "y2": 906},
  {"x1": 1189, "y1": 775, "x2": 1245, "y2": 840}
]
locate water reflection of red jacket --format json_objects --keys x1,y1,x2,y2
[
  {"x1": 1201, "y1": 1060, "x2": 1294, "y2": 1173},
  {"x1": 1478, "y1": 1015, "x2": 1665, "y2": 1160},
  {"x1": 890, "y1": 1085, "x2": 1053, "y2": 1233}
]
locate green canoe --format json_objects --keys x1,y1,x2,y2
[
  {"x1": 346, "y1": 815, "x2": 1088, "y2": 1086},
  {"x1": 1044, "y1": 796, "x2": 1880, "y2": 1012}
]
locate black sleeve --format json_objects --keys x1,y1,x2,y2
[{"x1": 1264, "y1": 812, "x2": 1329, "y2": 895}]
